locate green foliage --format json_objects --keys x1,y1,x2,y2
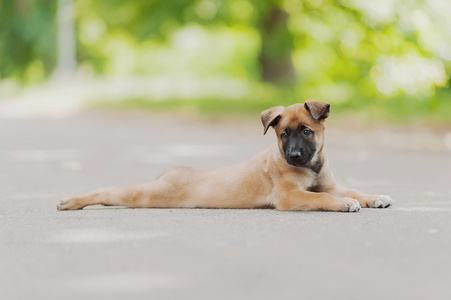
[
  {"x1": 2, "y1": 0, "x2": 451, "y2": 122},
  {"x1": 0, "y1": 0, "x2": 57, "y2": 81}
]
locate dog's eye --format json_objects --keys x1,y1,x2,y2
[
  {"x1": 303, "y1": 129, "x2": 312, "y2": 135},
  {"x1": 281, "y1": 131, "x2": 288, "y2": 138}
]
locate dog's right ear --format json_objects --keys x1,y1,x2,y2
[{"x1": 261, "y1": 106, "x2": 284, "y2": 135}]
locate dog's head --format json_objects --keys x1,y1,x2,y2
[{"x1": 261, "y1": 100, "x2": 330, "y2": 169}]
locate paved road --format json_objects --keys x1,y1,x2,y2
[{"x1": 1, "y1": 110, "x2": 451, "y2": 300}]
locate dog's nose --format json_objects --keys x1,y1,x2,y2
[{"x1": 288, "y1": 150, "x2": 302, "y2": 159}]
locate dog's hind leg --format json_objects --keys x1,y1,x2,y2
[
  {"x1": 57, "y1": 179, "x2": 187, "y2": 210},
  {"x1": 58, "y1": 167, "x2": 195, "y2": 211}
]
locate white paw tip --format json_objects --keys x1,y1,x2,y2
[
  {"x1": 344, "y1": 198, "x2": 361, "y2": 212},
  {"x1": 375, "y1": 195, "x2": 394, "y2": 208}
]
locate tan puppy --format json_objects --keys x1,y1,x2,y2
[{"x1": 58, "y1": 100, "x2": 393, "y2": 212}]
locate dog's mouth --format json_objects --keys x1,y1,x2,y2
[
  {"x1": 285, "y1": 156, "x2": 313, "y2": 167},
  {"x1": 285, "y1": 151, "x2": 315, "y2": 167}
]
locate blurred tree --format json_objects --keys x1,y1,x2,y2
[
  {"x1": 75, "y1": 0, "x2": 296, "y2": 84},
  {"x1": 54, "y1": 0, "x2": 76, "y2": 77},
  {"x1": 258, "y1": 4, "x2": 296, "y2": 83},
  {"x1": 1, "y1": 0, "x2": 450, "y2": 100},
  {"x1": 0, "y1": 0, "x2": 57, "y2": 81}
]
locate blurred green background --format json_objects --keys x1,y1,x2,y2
[{"x1": 1, "y1": 0, "x2": 451, "y2": 123}]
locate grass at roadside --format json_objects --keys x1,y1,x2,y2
[{"x1": 91, "y1": 85, "x2": 451, "y2": 126}]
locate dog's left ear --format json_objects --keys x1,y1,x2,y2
[
  {"x1": 304, "y1": 100, "x2": 330, "y2": 120},
  {"x1": 261, "y1": 106, "x2": 285, "y2": 135}
]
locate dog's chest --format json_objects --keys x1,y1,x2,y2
[{"x1": 297, "y1": 168, "x2": 319, "y2": 190}]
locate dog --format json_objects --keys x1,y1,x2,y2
[{"x1": 57, "y1": 100, "x2": 393, "y2": 212}]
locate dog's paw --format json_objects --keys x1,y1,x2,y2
[
  {"x1": 368, "y1": 195, "x2": 394, "y2": 208},
  {"x1": 57, "y1": 197, "x2": 83, "y2": 211},
  {"x1": 340, "y1": 197, "x2": 361, "y2": 213}
]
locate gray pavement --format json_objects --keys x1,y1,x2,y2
[{"x1": 1, "y1": 110, "x2": 451, "y2": 300}]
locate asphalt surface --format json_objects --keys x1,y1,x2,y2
[{"x1": 1, "y1": 109, "x2": 451, "y2": 300}]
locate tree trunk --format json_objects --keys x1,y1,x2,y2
[
  {"x1": 54, "y1": 0, "x2": 76, "y2": 78},
  {"x1": 259, "y1": 5, "x2": 296, "y2": 84}
]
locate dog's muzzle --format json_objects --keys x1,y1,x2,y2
[{"x1": 285, "y1": 149, "x2": 313, "y2": 167}]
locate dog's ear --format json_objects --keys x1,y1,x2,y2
[
  {"x1": 261, "y1": 106, "x2": 285, "y2": 135},
  {"x1": 304, "y1": 100, "x2": 330, "y2": 120}
]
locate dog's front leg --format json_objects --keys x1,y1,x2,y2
[
  {"x1": 326, "y1": 185, "x2": 393, "y2": 208},
  {"x1": 275, "y1": 188, "x2": 361, "y2": 212}
]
